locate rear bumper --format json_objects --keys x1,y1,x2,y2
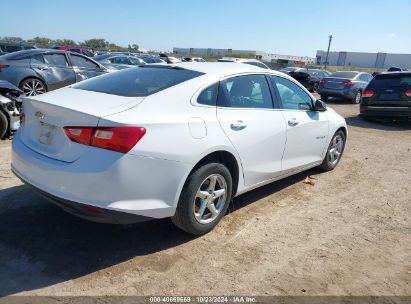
[
  {"x1": 359, "y1": 106, "x2": 411, "y2": 119},
  {"x1": 11, "y1": 131, "x2": 192, "y2": 221},
  {"x1": 14, "y1": 173, "x2": 152, "y2": 224},
  {"x1": 318, "y1": 88, "x2": 356, "y2": 100}
]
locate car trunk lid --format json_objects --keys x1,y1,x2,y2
[
  {"x1": 20, "y1": 87, "x2": 145, "y2": 162},
  {"x1": 323, "y1": 77, "x2": 352, "y2": 89}
]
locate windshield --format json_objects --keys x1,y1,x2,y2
[{"x1": 73, "y1": 66, "x2": 204, "y2": 97}]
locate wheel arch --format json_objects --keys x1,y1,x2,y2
[{"x1": 187, "y1": 150, "x2": 241, "y2": 197}]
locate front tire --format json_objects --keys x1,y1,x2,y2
[
  {"x1": 319, "y1": 130, "x2": 346, "y2": 171},
  {"x1": 172, "y1": 163, "x2": 233, "y2": 235},
  {"x1": 0, "y1": 111, "x2": 8, "y2": 139}
]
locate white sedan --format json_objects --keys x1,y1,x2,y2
[{"x1": 11, "y1": 63, "x2": 347, "y2": 235}]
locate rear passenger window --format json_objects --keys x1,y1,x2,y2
[
  {"x1": 44, "y1": 54, "x2": 68, "y2": 66},
  {"x1": 218, "y1": 75, "x2": 273, "y2": 109},
  {"x1": 198, "y1": 83, "x2": 218, "y2": 106},
  {"x1": 31, "y1": 54, "x2": 45, "y2": 64}
]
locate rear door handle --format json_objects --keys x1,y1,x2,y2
[
  {"x1": 230, "y1": 120, "x2": 247, "y2": 130},
  {"x1": 288, "y1": 118, "x2": 299, "y2": 127}
]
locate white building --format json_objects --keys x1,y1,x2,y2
[{"x1": 316, "y1": 50, "x2": 411, "y2": 69}]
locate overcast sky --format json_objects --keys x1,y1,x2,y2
[{"x1": 2, "y1": 0, "x2": 410, "y2": 56}]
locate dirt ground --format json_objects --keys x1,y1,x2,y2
[{"x1": 0, "y1": 97, "x2": 410, "y2": 297}]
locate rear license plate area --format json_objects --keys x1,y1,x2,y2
[{"x1": 38, "y1": 122, "x2": 56, "y2": 145}]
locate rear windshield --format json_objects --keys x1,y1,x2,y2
[
  {"x1": 369, "y1": 73, "x2": 411, "y2": 88},
  {"x1": 73, "y1": 66, "x2": 204, "y2": 97},
  {"x1": 329, "y1": 71, "x2": 358, "y2": 79}
]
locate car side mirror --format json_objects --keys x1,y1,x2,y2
[{"x1": 313, "y1": 99, "x2": 327, "y2": 111}]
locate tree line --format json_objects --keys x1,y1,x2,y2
[{"x1": 0, "y1": 36, "x2": 139, "y2": 52}]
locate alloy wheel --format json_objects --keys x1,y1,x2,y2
[
  {"x1": 355, "y1": 91, "x2": 362, "y2": 104},
  {"x1": 328, "y1": 134, "x2": 344, "y2": 165},
  {"x1": 22, "y1": 79, "x2": 46, "y2": 96},
  {"x1": 193, "y1": 174, "x2": 227, "y2": 224}
]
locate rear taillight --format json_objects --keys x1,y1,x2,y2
[
  {"x1": 64, "y1": 127, "x2": 94, "y2": 145},
  {"x1": 64, "y1": 126, "x2": 146, "y2": 153},
  {"x1": 405, "y1": 89, "x2": 411, "y2": 97},
  {"x1": 363, "y1": 90, "x2": 374, "y2": 98},
  {"x1": 0, "y1": 64, "x2": 9, "y2": 68},
  {"x1": 319, "y1": 79, "x2": 327, "y2": 85},
  {"x1": 342, "y1": 81, "x2": 355, "y2": 87}
]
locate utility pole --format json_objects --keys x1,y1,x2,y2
[{"x1": 324, "y1": 35, "x2": 333, "y2": 70}]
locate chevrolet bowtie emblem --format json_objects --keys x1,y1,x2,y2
[{"x1": 35, "y1": 111, "x2": 44, "y2": 120}]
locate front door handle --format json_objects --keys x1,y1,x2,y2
[
  {"x1": 288, "y1": 118, "x2": 299, "y2": 127},
  {"x1": 230, "y1": 120, "x2": 247, "y2": 130}
]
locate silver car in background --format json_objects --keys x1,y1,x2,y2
[
  {"x1": 0, "y1": 49, "x2": 108, "y2": 96},
  {"x1": 317, "y1": 71, "x2": 373, "y2": 103}
]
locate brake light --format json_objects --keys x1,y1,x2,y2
[
  {"x1": 405, "y1": 89, "x2": 411, "y2": 97},
  {"x1": 91, "y1": 127, "x2": 146, "y2": 153},
  {"x1": 342, "y1": 81, "x2": 355, "y2": 87},
  {"x1": 64, "y1": 126, "x2": 146, "y2": 153},
  {"x1": 0, "y1": 64, "x2": 9, "y2": 68},
  {"x1": 319, "y1": 79, "x2": 327, "y2": 84},
  {"x1": 64, "y1": 127, "x2": 93, "y2": 145},
  {"x1": 363, "y1": 90, "x2": 374, "y2": 98}
]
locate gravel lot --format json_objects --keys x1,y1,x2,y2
[{"x1": 0, "y1": 97, "x2": 410, "y2": 297}]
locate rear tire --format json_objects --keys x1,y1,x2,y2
[
  {"x1": 172, "y1": 163, "x2": 233, "y2": 236},
  {"x1": 0, "y1": 111, "x2": 8, "y2": 139},
  {"x1": 353, "y1": 90, "x2": 362, "y2": 104},
  {"x1": 19, "y1": 78, "x2": 47, "y2": 96},
  {"x1": 313, "y1": 83, "x2": 319, "y2": 92},
  {"x1": 320, "y1": 95, "x2": 329, "y2": 101},
  {"x1": 319, "y1": 130, "x2": 346, "y2": 171}
]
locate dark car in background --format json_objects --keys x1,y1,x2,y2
[
  {"x1": 359, "y1": 72, "x2": 411, "y2": 121},
  {"x1": 0, "y1": 49, "x2": 107, "y2": 96},
  {"x1": 288, "y1": 68, "x2": 331, "y2": 92},
  {"x1": 93, "y1": 54, "x2": 145, "y2": 70},
  {"x1": 0, "y1": 42, "x2": 35, "y2": 55},
  {"x1": 279, "y1": 66, "x2": 300, "y2": 74},
  {"x1": 318, "y1": 71, "x2": 373, "y2": 103}
]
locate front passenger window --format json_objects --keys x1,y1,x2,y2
[{"x1": 271, "y1": 76, "x2": 313, "y2": 110}]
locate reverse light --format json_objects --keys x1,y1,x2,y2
[
  {"x1": 363, "y1": 90, "x2": 375, "y2": 98},
  {"x1": 64, "y1": 126, "x2": 146, "y2": 153},
  {"x1": 405, "y1": 89, "x2": 411, "y2": 97},
  {"x1": 342, "y1": 81, "x2": 355, "y2": 87}
]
